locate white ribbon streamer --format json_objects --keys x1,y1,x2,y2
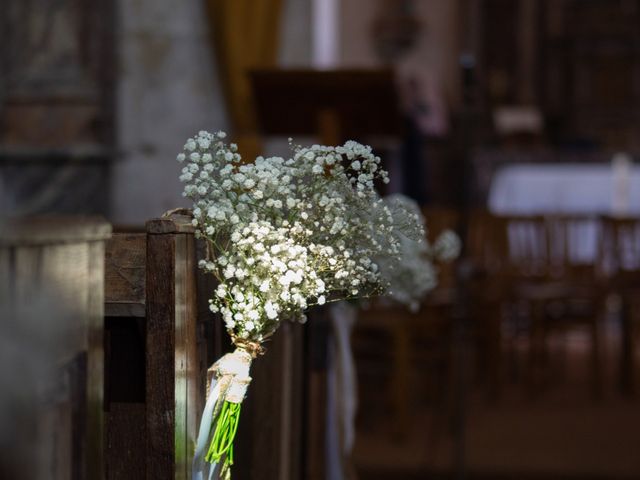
[
  {"x1": 192, "y1": 349, "x2": 253, "y2": 480},
  {"x1": 192, "y1": 378, "x2": 224, "y2": 480},
  {"x1": 326, "y1": 302, "x2": 358, "y2": 480}
]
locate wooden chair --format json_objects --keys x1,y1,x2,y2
[
  {"x1": 104, "y1": 214, "x2": 308, "y2": 480},
  {"x1": 600, "y1": 215, "x2": 640, "y2": 395},
  {"x1": 418, "y1": 207, "x2": 461, "y2": 441},
  {"x1": 503, "y1": 214, "x2": 605, "y2": 397},
  {"x1": 352, "y1": 305, "x2": 413, "y2": 438},
  {"x1": 466, "y1": 212, "x2": 606, "y2": 399},
  {"x1": 352, "y1": 208, "x2": 460, "y2": 443}
]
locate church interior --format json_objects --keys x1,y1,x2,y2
[{"x1": 1, "y1": 0, "x2": 640, "y2": 479}]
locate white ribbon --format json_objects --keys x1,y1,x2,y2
[
  {"x1": 192, "y1": 349, "x2": 253, "y2": 480},
  {"x1": 326, "y1": 302, "x2": 358, "y2": 480}
]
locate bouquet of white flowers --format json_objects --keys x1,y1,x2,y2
[
  {"x1": 377, "y1": 194, "x2": 461, "y2": 312},
  {"x1": 325, "y1": 197, "x2": 460, "y2": 479},
  {"x1": 178, "y1": 131, "x2": 422, "y2": 479}
]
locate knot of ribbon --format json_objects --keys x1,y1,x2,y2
[{"x1": 206, "y1": 349, "x2": 253, "y2": 403}]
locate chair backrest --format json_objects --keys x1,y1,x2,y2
[
  {"x1": 545, "y1": 214, "x2": 602, "y2": 280},
  {"x1": 502, "y1": 215, "x2": 549, "y2": 279},
  {"x1": 498, "y1": 214, "x2": 602, "y2": 282},
  {"x1": 600, "y1": 215, "x2": 640, "y2": 286}
]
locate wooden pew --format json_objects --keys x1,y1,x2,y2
[
  {"x1": 0, "y1": 216, "x2": 111, "y2": 480},
  {"x1": 104, "y1": 214, "x2": 308, "y2": 479},
  {"x1": 103, "y1": 230, "x2": 146, "y2": 479}
]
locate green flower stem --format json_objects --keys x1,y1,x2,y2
[{"x1": 205, "y1": 400, "x2": 243, "y2": 476}]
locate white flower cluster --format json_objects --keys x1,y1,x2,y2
[
  {"x1": 431, "y1": 229, "x2": 461, "y2": 261},
  {"x1": 376, "y1": 195, "x2": 460, "y2": 312},
  {"x1": 179, "y1": 130, "x2": 414, "y2": 341}
]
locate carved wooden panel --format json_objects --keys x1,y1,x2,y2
[
  {"x1": 476, "y1": 0, "x2": 640, "y2": 148},
  {"x1": 0, "y1": 0, "x2": 115, "y2": 216},
  {"x1": 0, "y1": 0, "x2": 116, "y2": 146}
]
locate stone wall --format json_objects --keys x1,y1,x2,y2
[
  {"x1": 112, "y1": 0, "x2": 228, "y2": 225},
  {"x1": 112, "y1": 0, "x2": 313, "y2": 225},
  {"x1": 0, "y1": 0, "x2": 114, "y2": 217}
]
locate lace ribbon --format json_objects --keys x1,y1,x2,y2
[{"x1": 192, "y1": 348, "x2": 253, "y2": 480}]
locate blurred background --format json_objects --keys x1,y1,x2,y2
[{"x1": 1, "y1": 0, "x2": 640, "y2": 479}]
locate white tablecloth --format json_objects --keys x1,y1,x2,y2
[{"x1": 488, "y1": 163, "x2": 640, "y2": 215}]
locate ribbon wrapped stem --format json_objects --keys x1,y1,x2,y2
[{"x1": 192, "y1": 348, "x2": 255, "y2": 480}]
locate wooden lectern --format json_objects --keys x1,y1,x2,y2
[
  {"x1": 250, "y1": 69, "x2": 403, "y2": 480},
  {"x1": 250, "y1": 69, "x2": 403, "y2": 145}
]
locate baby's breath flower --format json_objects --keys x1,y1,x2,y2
[
  {"x1": 376, "y1": 194, "x2": 459, "y2": 312},
  {"x1": 177, "y1": 131, "x2": 426, "y2": 341}
]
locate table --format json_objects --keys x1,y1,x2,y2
[{"x1": 488, "y1": 163, "x2": 640, "y2": 215}]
